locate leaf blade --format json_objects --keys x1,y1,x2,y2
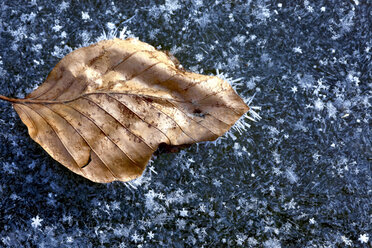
[{"x1": 12, "y1": 38, "x2": 249, "y2": 183}]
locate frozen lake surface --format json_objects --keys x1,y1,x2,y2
[{"x1": 0, "y1": 1, "x2": 371, "y2": 247}]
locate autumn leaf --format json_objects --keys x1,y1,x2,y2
[{"x1": 0, "y1": 38, "x2": 249, "y2": 183}]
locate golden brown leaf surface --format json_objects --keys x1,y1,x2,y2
[{"x1": 12, "y1": 38, "x2": 249, "y2": 183}]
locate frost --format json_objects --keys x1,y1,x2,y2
[
  {"x1": 228, "y1": 13, "x2": 235, "y2": 22},
  {"x1": 236, "y1": 233, "x2": 247, "y2": 245},
  {"x1": 272, "y1": 150, "x2": 281, "y2": 164},
  {"x1": 119, "y1": 26, "x2": 135, "y2": 39},
  {"x1": 2, "y1": 162, "x2": 17, "y2": 174},
  {"x1": 95, "y1": 26, "x2": 135, "y2": 43},
  {"x1": 1, "y1": 236, "x2": 11, "y2": 246},
  {"x1": 80, "y1": 31, "x2": 91, "y2": 46},
  {"x1": 291, "y1": 86, "x2": 298, "y2": 94},
  {"x1": 340, "y1": 10, "x2": 355, "y2": 33},
  {"x1": 263, "y1": 238, "x2": 281, "y2": 248},
  {"x1": 285, "y1": 167, "x2": 298, "y2": 184},
  {"x1": 59, "y1": 1, "x2": 69, "y2": 11},
  {"x1": 131, "y1": 232, "x2": 142, "y2": 243},
  {"x1": 81, "y1": 11, "x2": 90, "y2": 20},
  {"x1": 31, "y1": 215, "x2": 43, "y2": 229},
  {"x1": 309, "y1": 218, "x2": 316, "y2": 224},
  {"x1": 31, "y1": 43, "x2": 42, "y2": 53},
  {"x1": 227, "y1": 54, "x2": 240, "y2": 70},
  {"x1": 341, "y1": 235, "x2": 353, "y2": 246},
  {"x1": 247, "y1": 237, "x2": 258, "y2": 246},
  {"x1": 212, "y1": 179, "x2": 222, "y2": 187},
  {"x1": 306, "y1": 5, "x2": 314, "y2": 13},
  {"x1": 192, "y1": 0, "x2": 203, "y2": 8},
  {"x1": 0, "y1": 60, "x2": 5, "y2": 77},
  {"x1": 268, "y1": 126, "x2": 280, "y2": 136},
  {"x1": 9, "y1": 26, "x2": 27, "y2": 42},
  {"x1": 0, "y1": 1, "x2": 370, "y2": 247},
  {"x1": 111, "y1": 201, "x2": 120, "y2": 211},
  {"x1": 20, "y1": 12, "x2": 36, "y2": 23},
  {"x1": 231, "y1": 113, "x2": 253, "y2": 135},
  {"x1": 346, "y1": 72, "x2": 360, "y2": 86},
  {"x1": 312, "y1": 152, "x2": 320, "y2": 163},
  {"x1": 170, "y1": 45, "x2": 182, "y2": 55},
  {"x1": 232, "y1": 34, "x2": 247, "y2": 45},
  {"x1": 106, "y1": 22, "x2": 116, "y2": 30},
  {"x1": 358, "y1": 234, "x2": 369, "y2": 244},
  {"x1": 284, "y1": 199, "x2": 297, "y2": 210},
  {"x1": 51, "y1": 45, "x2": 72, "y2": 58},
  {"x1": 254, "y1": 5, "x2": 271, "y2": 21},
  {"x1": 52, "y1": 24, "x2": 63, "y2": 32},
  {"x1": 246, "y1": 76, "x2": 260, "y2": 90},
  {"x1": 179, "y1": 208, "x2": 188, "y2": 217},
  {"x1": 298, "y1": 74, "x2": 315, "y2": 90},
  {"x1": 198, "y1": 204, "x2": 206, "y2": 213},
  {"x1": 314, "y1": 98, "x2": 324, "y2": 111},
  {"x1": 195, "y1": 53, "x2": 204, "y2": 62},
  {"x1": 164, "y1": 0, "x2": 181, "y2": 12},
  {"x1": 260, "y1": 53, "x2": 271, "y2": 63},
  {"x1": 176, "y1": 219, "x2": 186, "y2": 229},
  {"x1": 147, "y1": 231, "x2": 155, "y2": 239},
  {"x1": 293, "y1": 47, "x2": 302, "y2": 54},
  {"x1": 326, "y1": 101, "x2": 337, "y2": 119},
  {"x1": 60, "y1": 31, "x2": 67, "y2": 38},
  {"x1": 195, "y1": 12, "x2": 211, "y2": 28}
]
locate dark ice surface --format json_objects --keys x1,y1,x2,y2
[{"x1": 0, "y1": 1, "x2": 371, "y2": 247}]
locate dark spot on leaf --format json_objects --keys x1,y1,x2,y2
[
  {"x1": 193, "y1": 108, "x2": 205, "y2": 118},
  {"x1": 142, "y1": 96, "x2": 153, "y2": 102},
  {"x1": 193, "y1": 108, "x2": 202, "y2": 114}
]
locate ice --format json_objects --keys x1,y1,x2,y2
[{"x1": 0, "y1": 0, "x2": 370, "y2": 247}]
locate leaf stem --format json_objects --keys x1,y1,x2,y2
[
  {"x1": 0, "y1": 95, "x2": 59, "y2": 104},
  {"x1": 0, "y1": 95, "x2": 21, "y2": 103}
]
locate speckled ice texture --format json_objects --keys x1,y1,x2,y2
[{"x1": 0, "y1": 0, "x2": 371, "y2": 247}]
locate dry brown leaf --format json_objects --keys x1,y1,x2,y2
[{"x1": 0, "y1": 38, "x2": 249, "y2": 183}]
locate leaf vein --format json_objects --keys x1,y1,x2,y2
[
  {"x1": 13, "y1": 104, "x2": 38, "y2": 135},
  {"x1": 22, "y1": 104, "x2": 86, "y2": 176},
  {"x1": 43, "y1": 104, "x2": 121, "y2": 180},
  {"x1": 30, "y1": 42, "x2": 116, "y2": 100},
  {"x1": 164, "y1": 99, "x2": 219, "y2": 137},
  {"x1": 82, "y1": 95, "x2": 156, "y2": 151},
  {"x1": 107, "y1": 93, "x2": 172, "y2": 145},
  {"x1": 66, "y1": 103, "x2": 144, "y2": 172},
  {"x1": 133, "y1": 95, "x2": 197, "y2": 143}
]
